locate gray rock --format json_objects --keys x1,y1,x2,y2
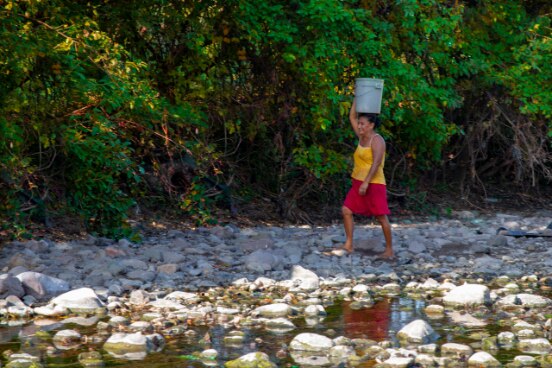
[
  {"x1": 15, "y1": 272, "x2": 70, "y2": 301},
  {"x1": 245, "y1": 250, "x2": 279, "y2": 272},
  {"x1": 0, "y1": 274, "x2": 25, "y2": 298},
  {"x1": 381, "y1": 356, "x2": 415, "y2": 368}
]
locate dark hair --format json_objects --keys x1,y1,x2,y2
[{"x1": 358, "y1": 113, "x2": 381, "y2": 129}]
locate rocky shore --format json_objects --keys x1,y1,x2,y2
[{"x1": 1, "y1": 211, "x2": 552, "y2": 367}]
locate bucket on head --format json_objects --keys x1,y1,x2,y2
[{"x1": 355, "y1": 78, "x2": 384, "y2": 114}]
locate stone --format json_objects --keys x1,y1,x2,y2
[
  {"x1": 164, "y1": 291, "x2": 200, "y2": 304},
  {"x1": 50, "y1": 288, "x2": 104, "y2": 313},
  {"x1": 381, "y1": 356, "x2": 415, "y2": 368},
  {"x1": 103, "y1": 332, "x2": 165, "y2": 360},
  {"x1": 224, "y1": 352, "x2": 276, "y2": 368},
  {"x1": 513, "y1": 355, "x2": 538, "y2": 367},
  {"x1": 15, "y1": 272, "x2": 70, "y2": 301},
  {"x1": 497, "y1": 294, "x2": 551, "y2": 308},
  {"x1": 304, "y1": 305, "x2": 326, "y2": 317},
  {"x1": 443, "y1": 284, "x2": 491, "y2": 306},
  {"x1": 448, "y1": 311, "x2": 487, "y2": 327},
  {"x1": 0, "y1": 274, "x2": 25, "y2": 298},
  {"x1": 518, "y1": 338, "x2": 552, "y2": 354},
  {"x1": 397, "y1": 319, "x2": 438, "y2": 344},
  {"x1": 129, "y1": 290, "x2": 150, "y2": 305},
  {"x1": 157, "y1": 264, "x2": 178, "y2": 274},
  {"x1": 498, "y1": 332, "x2": 516, "y2": 346},
  {"x1": 6, "y1": 353, "x2": 43, "y2": 368},
  {"x1": 264, "y1": 317, "x2": 296, "y2": 331},
  {"x1": 425, "y1": 305, "x2": 445, "y2": 315},
  {"x1": 468, "y1": 351, "x2": 501, "y2": 367},
  {"x1": 254, "y1": 303, "x2": 291, "y2": 318},
  {"x1": 200, "y1": 349, "x2": 218, "y2": 360},
  {"x1": 441, "y1": 342, "x2": 474, "y2": 357},
  {"x1": 291, "y1": 265, "x2": 320, "y2": 291},
  {"x1": 289, "y1": 332, "x2": 334, "y2": 352},
  {"x1": 245, "y1": 250, "x2": 279, "y2": 272}
]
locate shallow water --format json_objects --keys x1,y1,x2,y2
[{"x1": 0, "y1": 295, "x2": 537, "y2": 367}]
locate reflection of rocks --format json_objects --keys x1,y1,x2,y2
[{"x1": 53, "y1": 329, "x2": 82, "y2": 350}]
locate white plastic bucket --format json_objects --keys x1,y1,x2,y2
[{"x1": 355, "y1": 78, "x2": 384, "y2": 114}]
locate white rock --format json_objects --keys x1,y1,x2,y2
[
  {"x1": 381, "y1": 356, "x2": 415, "y2": 367},
  {"x1": 443, "y1": 284, "x2": 491, "y2": 306},
  {"x1": 397, "y1": 319, "x2": 438, "y2": 343},
  {"x1": 50, "y1": 288, "x2": 104, "y2": 312},
  {"x1": 254, "y1": 303, "x2": 291, "y2": 318},
  {"x1": 441, "y1": 342, "x2": 473, "y2": 357},
  {"x1": 225, "y1": 352, "x2": 276, "y2": 367},
  {"x1": 497, "y1": 294, "x2": 551, "y2": 308},
  {"x1": 447, "y1": 311, "x2": 487, "y2": 327},
  {"x1": 291, "y1": 265, "x2": 319, "y2": 291},
  {"x1": 290, "y1": 332, "x2": 334, "y2": 352},
  {"x1": 517, "y1": 338, "x2": 552, "y2": 354},
  {"x1": 467, "y1": 351, "x2": 501, "y2": 367},
  {"x1": 304, "y1": 305, "x2": 326, "y2": 317}
]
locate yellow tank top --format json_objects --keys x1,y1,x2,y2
[{"x1": 351, "y1": 143, "x2": 386, "y2": 185}]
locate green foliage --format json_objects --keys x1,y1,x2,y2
[{"x1": 1, "y1": 0, "x2": 551, "y2": 232}]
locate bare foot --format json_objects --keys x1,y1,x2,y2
[
  {"x1": 379, "y1": 249, "x2": 394, "y2": 259},
  {"x1": 323, "y1": 244, "x2": 353, "y2": 257}
]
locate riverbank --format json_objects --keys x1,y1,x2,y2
[{"x1": 0, "y1": 211, "x2": 552, "y2": 367}]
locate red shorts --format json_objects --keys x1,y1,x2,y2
[{"x1": 343, "y1": 179, "x2": 390, "y2": 217}]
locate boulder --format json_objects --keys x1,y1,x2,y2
[
  {"x1": 15, "y1": 272, "x2": 70, "y2": 301},
  {"x1": 0, "y1": 274, "x2": 25, "y2": 298}
]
